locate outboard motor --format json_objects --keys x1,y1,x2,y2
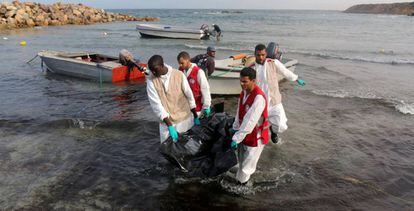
[
  {"x1": 119, "y1": 49, "x2": 145, "y2": 72},
  {"x1": 266, "y1": 42, "x2": 283, "y2": 61},
  {"x1": 200, "y1": 24, "x2": 210, "y2": 39},
  {"x1": 200, "y1": 24, "x2": 209, "y2": 31}
]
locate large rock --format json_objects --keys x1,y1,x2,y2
[
  {"x1": 72, "y1": 9, "x2": 81, "y2": 17},
  {"x1": 12, "y1": 1, "x2": 20, "y2": 6},
  {"x1": 49, "y1": 19, "x2": 60, "y2": 26},
  {"x1": 26, "y1": 18, "x2": 35, "y2": 27},
  {"x1": 0, "y1": 6, "x2": 7, "y2": 15},
  {"x1": 6, "y1": 17, "x2": 16, "y2": 28},
  {"x1": 15, "y1": 9, "x2": 25, "y2": 16},
  {"x1": 14, "y1": 14, "x2": 24, "y2": 24},
  {"x1": 34, "y1": 14, "x2": 44, "y2": 23},
  {"x1": 39, "y1": 4, "x2": 49, "y2": 13},
  {"x1": 83, "y1": 9, "x2": 93, "y2": 18},
  {"x1": 24, "y1": 2, "x2": 36, "y2": 8},
  {"x1": 6, "y1": 6, "x2": 17, "y2": 11},
  {"x1": 5, "y1": 10, "x2": 16, "y2": 18}
]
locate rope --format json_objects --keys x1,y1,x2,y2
[
  {"x1": 99, "y1": 68, "x2": 103, "y2": 88},
  {"x1": 26, "y1": 54, "x2": 39, "y2": 64}
]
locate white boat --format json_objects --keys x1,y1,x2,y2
[
  {"x1": 38, "y1": 51, "x2": 146, "y2": 83},
  {"x1": 136, "y1": 24, "x2": 210, "y2": 40},
  {"x1": 209, "y1": 54, "x2": 298, "y2": 95}
]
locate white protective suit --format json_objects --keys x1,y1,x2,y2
[
  {"x1": 232, "y1": 90, "x2": 266, "y2": 183},
  {"x1": 254, "y1": 59, "x2": 298, "y2": 134},
  {"x1": 146, "y1": 64, "x2": 196, "y2": 143}
]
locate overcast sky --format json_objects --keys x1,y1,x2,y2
[{"x1": 11, "y1": 0, "x2": 414, "y2": 10}]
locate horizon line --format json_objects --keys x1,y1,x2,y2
[{"x1": 105, "y1": 8, "x2": 343, "y2": 11}]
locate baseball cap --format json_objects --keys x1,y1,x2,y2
[{"x1": 207, "y1": 46, "x2": 216, "y2": 52}]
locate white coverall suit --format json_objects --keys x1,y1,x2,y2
[
  {"x1": 146, "y1": 64, "x2": 196, "y2": 143},
  {"x1": 254, "y1": 59, "x2": 298, "y2": 134},
  {"x1": 232, "y1": 91, "x2": 266, "y2": 183}
]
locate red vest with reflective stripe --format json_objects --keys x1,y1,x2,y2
[
  {"x1": 184, "y1": 65, "x2": 203, "y2": 112},
  {"x1": 238, "y1": 85, "x2": 269, "y2": 147}
]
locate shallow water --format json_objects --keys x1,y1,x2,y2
[{"x1": 0, "y1": 9, "x2": 413, "y2": 210}]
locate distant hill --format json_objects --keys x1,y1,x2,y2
[{"x1": 344, "y1": 1, "x2": 414, "y2": 16}]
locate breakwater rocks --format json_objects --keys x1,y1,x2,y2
[
  {"x1": 344, "y1": 1, "x2": 414, "y2": 16},
  {"x1": 0, "y1": 1, "x2": 159, "y2": 30}
]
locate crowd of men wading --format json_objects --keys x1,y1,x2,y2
[{"x1": 145, "y1": 44, "x2": 306, "y2": 185}]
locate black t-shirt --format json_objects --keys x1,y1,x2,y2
[
  {"x1": 190, "y1": 54, "x2": 215, "y2": 76},
  {"x1": 213, "y1": 25, "x2": 221, "y2": 33}
]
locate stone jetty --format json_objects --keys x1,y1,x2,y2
[{"x1": 0, "y1": 1, "x2": 159, "y2": 30}]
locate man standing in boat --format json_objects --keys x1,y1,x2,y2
[
  {"x1": 231, "y1": 67, "x2": 269, "y2": 185},
  {"x1": 177, "y1": 51, "x2": 212, "y2": 117},
  {"x1": 251, "y1": 44, "x2": 306, "y2": 144},
  {"x1": 190, "y1": 46, "x2": 216, "y2": 76},
  {"x1": 146, "y1": 55, "x2": 200, "y2": 143}
]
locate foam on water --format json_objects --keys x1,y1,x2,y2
[
  {"x1": 288, "y1": 49, "x2": 414, "y2": 65},
  {"x1": 312, "y1": 89, "x2": 414, "y2": 115},
  {"x1": 395, "y1": 101, "x2": 414, "y2": 115},
  {"x1": 1, "y1": 9, "x2": 413, "y2": 209}
]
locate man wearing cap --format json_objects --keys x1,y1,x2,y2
[{"x1": 191, "y1": 46, "x2": 216, "y2": 76}]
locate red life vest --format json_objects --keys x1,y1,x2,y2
[
  {"x1": 182, "y1": 65, "x2": 203, "y2": 112},
  {"x1": 238, "y1": 85, "x2": 269, "y2": 147}
]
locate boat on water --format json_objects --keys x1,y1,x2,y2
[
  {"x1": 38, "y1": 51, "x2": 146, "y2": 83},
  {"x1": 136, "y1": 23, "x2": 218, "y2": 40},
  {"x1": 209, "y1": 54, "x2": 298, "y2": 95},
  {"x1": 37, "y1": 48, "x2": 296, "y2": 96}
]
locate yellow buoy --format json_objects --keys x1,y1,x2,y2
[{"x1": 20, "y1": 41, "x2": 27, "y2": 46}]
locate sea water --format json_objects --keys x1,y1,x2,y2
[{"x1": 0, "y1": 9, "x2": 413, "y2": 209}]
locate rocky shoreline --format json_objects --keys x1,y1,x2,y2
[
  {"x1": 344, "y1": 1, "x2": 414, "y2": 16},
  {"x1": 0, "y1": 1, "x2": 159, "y2": 30}
]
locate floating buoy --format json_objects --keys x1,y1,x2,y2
[
  {"x1": 20, "y1": 41, "x2": 27, "y2": 46},
  {"x1": 2, "y1": 37, "x2": 8, "y2": 40},
  {"x1": 103, "y1": 32, "x2": 108, "y2": 36}
]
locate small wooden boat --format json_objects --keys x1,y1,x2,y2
[
  {"x1": 209, "y1": 54, "x2": 298, "y2": 95},
  {"x1": 136, "y1": 24, "x2": 210, "y2": 40},
  {"x1": 38, "y1": 51, "x2": 146, "y2": 83}
]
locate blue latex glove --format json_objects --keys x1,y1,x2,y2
[
  {"x1": 229, "y1": 128, "x2": 238, "y2": 135},
  {"x1": 231, "y1": 140, "x2": 238, "y2": 150},
  {"x1": 194, "y1": 117, "x2": 201, "y2": 126},
  {"x1": 203, "y1": 108, "x2": 211, "y2": 117},
  {"x1": 297, "y1": 79, "x2": 306, "y2": 86},
  {"x1": 168, "y1": 125, "x2": 178, "y2": 142}
]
